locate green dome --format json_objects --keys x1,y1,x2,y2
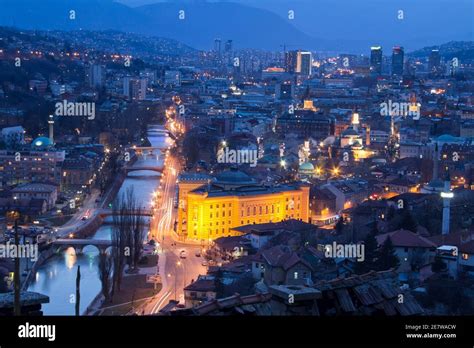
[
  {"x1": 32, "y1": 137, "x2": 52, "y2": 148},
  {"x1": 299, "y1": 162, "x2": 315, "y2": 171},
  {"x1": 215, "y1": 168, "x2": 255, "y2": 185}
]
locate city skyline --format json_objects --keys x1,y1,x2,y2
[{"x1": 0, "y1": 1, "x2": 473, "y2": 346}]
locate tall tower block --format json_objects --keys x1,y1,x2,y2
[
  {"x1": 48, "y1": 115, "x2": 54, "y2": 145},
  {"x1": 441, "y1": 170, "x2": 452, "y2": 235}
]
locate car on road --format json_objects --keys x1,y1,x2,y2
[
  {"x1": 195, "y1": 250, "x2": 201, "y2": 257},
  {"x1": 201, "y1": 260, "x2": 208, "y2": 267},
  {"x1": 179, "y1": 250, "x2": 187, "y2": 259}
]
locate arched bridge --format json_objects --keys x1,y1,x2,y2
[
  {"x1": 53, "y1": 238, "x2": 112, "y2": 253},
  {"x1": 98, "y1": 208, "x2": 154, "y2": 217},
  {"x1": 124, "y1": 166, "x2": 164, "y2": 174}
]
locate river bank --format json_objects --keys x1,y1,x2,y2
[{"x1": 26, "y1": 124, "x2": 167, "y2": 315}]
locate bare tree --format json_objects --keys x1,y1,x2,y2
[
  {"x1": 98, "y1": 251, "x2": 113, "y2": 303},
  {"x1": 132, "y1": 207, "x2": 147, "y2": 270},
  {"x1": 110, "y1": 187, "x2": 147, "y2": 297}
]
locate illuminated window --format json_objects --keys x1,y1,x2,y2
[
  {"x1": 462, "y1": 253, "x2": 469, "y2": 260},
  {"x1": 294, "y1": 272, "x2": 298, "y2": 279}
]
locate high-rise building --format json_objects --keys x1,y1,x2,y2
[
  {"x1": 285, "y1": 50, "x2": 299, "y2": 73},
  {"x1": 299, "y1": 51, "x2": 312, "y2": 76},
  {"x1": 370, "y1": 46, "x2": 383, "y2": 75},
  {"x1": 429, "y1": 49, "x2": 441, "y2": 75},
  {"x1": 391, "y1": 46, "x2": 404, "y2": 76},
  {"x1": 214, "y1": 38, "x2": 222, "y2": 56},
  {"x1": 224, "y1": 40, "x2": 233, "y2": 53},
  {"x1": 285, "y1": 50, "x2": 311, "y2": 76},
  {"x1": 87, "y1": 64, "x2": 105, "y2": 88},
  {"x1": 123, "y1": 77, "x2": 147, "y2": 100}
]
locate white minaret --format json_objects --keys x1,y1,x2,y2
[
  {"x1": 441, "y1": 170, "x2": 452, "y2": 235},
  {"x1": 352, "y1": 112, "x2": 360, "y2": 133},
  {"x1": 48, "y1": 114, "x2": 54, "y2": 145}
]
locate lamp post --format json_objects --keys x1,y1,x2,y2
[{"x1": 13, "y1": 218, "x2": 21, "y2": 316}]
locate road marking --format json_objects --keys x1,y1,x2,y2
[{"x1": 152, "y1": 289, "x2": 172, "y2": 314}]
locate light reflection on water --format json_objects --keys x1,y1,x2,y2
[{"x1": 27, "y1": 126, "x2": 165, "y2": 315}]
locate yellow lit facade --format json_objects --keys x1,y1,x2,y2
[{"x1": 177, "y1": 171, "x2": 309, "y2": 241}]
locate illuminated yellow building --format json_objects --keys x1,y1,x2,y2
[{"x1": 177, "y1": 169, "x2": 310, "y2": 241}]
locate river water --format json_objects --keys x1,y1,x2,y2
[{"x1": 27, "y1": 125, "x2": 169, "y2": 315}]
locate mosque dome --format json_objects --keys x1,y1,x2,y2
[
  {"x1": 31, "y1": 137, "x2": 52, "y2": 148},
  {"x1": 214, "y1": 168, "x2": 255, "y2": 186},
  {"x1": 299, "y1": 162, "x2": 315, "y2": 172}
]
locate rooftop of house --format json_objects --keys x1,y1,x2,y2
[
  {"x1": 184, "y1": 276, "x2": 216, "y2": 293},
  {"x1": 261, "y1": 245, "x2": 313, "y2": 271},
  {"x1": 313, "y1": 270, "x2": 424, "y2": 315},
  {"x1": 213, "y1": 235, "x2": 250, "y2": 250},
  {"x1": 376, "y1": 229, "x2": 437, "y2": 249},
  {"x1": 429, "y1": 230, "x2": 474, "y2": 253},
  {"x1": 11, "y1": 183, "x2": 57, "y2": 194}
]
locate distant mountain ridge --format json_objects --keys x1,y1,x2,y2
[
  {"x1": 408, "y1": 41, "x2": 474, "y2": 61},
  {"x1": 0, "y1": 0, "x2": 471, "y2": 53},
  {"x1": 0, "y1": 0, "x2": 322, "y2": 51}
]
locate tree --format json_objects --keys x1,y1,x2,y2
[
  {"x1": 354, "y1": 227, "x2": 379, "y2": 274},
  {"x1": 431, "y1": 256, "x2": 447, "y2": 273},
  {"x1": 334, "y1": 217, "x2": 344, "y2": 235},
  {"x1": 399, "y1": 207, "x2": 418, "y2": 232},
  {"x1": 376, "y1": 237, "x2": 400, "y2": 271},
  {"x1": 75, "y1": 265, "x2": 81, "y2": 316},
  {"x1": 111, "y1": 187, "x2": 147, "y2": 298},
  {"x1": 132, "y1": 207, "x2": 147, "y2": 270},
  {"x1": 98, "y1": 251, "x2": 113, "y2": 303}
]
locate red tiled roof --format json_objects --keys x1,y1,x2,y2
[{"x1": 376, "y1": 229, "x2": 436, "y2": 248}]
